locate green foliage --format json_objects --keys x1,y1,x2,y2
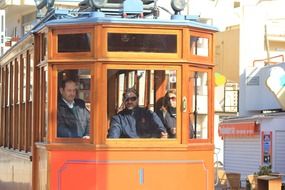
[{"x1": 255, "y1": 165, "x2": 272, "y2": 176}]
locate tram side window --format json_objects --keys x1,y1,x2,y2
[
  {"x1": 190, "y1": 36, "x2": 209, "y2": 57},
  {"x1": 107, "y1": 69, "x2": 177, "y2": 139},
  {"x1": 189, "y1": 71, "x2": 209, "y2": 139},
  {"x1": 57, "y1": 69, "x2": 91, "y2": 139},
  {"x1": 0, "y1": 51, "x2": 33, "y2": 151}
]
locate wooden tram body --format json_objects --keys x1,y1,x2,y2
[{"x1": 0, "y1": 4, "x2": 217, "y2": 190}]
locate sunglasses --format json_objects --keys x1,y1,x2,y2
[
  {"x1": 125, "y1": 96, "x2": 137, "y2": 102},
  {"x1": 169, "y1": 96, "x2": 176, "y2": 101}
]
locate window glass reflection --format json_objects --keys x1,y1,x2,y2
[
  {"x1": 190, "y1": 36, "x2": 209, "y2": 57},
  {"x1": 189, "y1": 71, "x2": 208, "y2": 139},
  {"x1": 58, "y1": 33, "x2": 91, "y2": 53}
]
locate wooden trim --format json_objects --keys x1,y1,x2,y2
[
  {"x1": 181, "y1": 64, "x2": 189, "y2": 144},
  {"x1": 95, "y1": 62, "x2": 105, "y2": 144},
  {"x1": 36, "y1": 142, "x2": 214, "y2": 151},
  {"x1": 144, "y1": 70, "x2": 150, "y2": 108}
]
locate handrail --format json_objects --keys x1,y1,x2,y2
[{"x1": 252, "y1": 54, "x2": 284, "y2": 67}]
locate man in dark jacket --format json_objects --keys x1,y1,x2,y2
[
  {"x1": 108, "y1": 88, "x2": 167, "y2": 138},
  {"x1": 57, "y1": 79, "x2": 90, "y2": 138}
]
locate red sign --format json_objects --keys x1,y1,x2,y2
[{"x1": 219, "y1": 122, "x2": 260, "y2": 137}]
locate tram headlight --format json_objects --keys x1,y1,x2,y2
[
  {"x1": 89, "y1": 0, "x2": 107, "y2": 9},
  {"x1": 171, "y1": 0, "x2": 186, "y2": 13}
]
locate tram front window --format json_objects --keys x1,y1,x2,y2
[
  {"x1": 107, "y1": 69, "x2": 177, "y2": 139},
  {"x1": 57, "y1": 69, "x2": 91, "y2": 139}
]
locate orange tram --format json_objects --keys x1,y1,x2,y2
[{"x1": 0, "y1": 0, "x2": 217, "y2": 189}]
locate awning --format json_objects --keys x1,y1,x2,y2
[{"x1": 218, "y1": 121, "x2": 260, "y2": 138}]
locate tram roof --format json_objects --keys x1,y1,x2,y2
[
  {"x1": 0, "y1": 10, "x2": 218, "y2": 61},
  {"x1": 35, "y1": 14, "x2": 218, "y2": 32}
]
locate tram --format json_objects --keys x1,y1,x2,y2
[{"x1": 0, "y1": 0, "x2": 217, "y2": 189}]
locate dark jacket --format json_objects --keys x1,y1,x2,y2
[
  {"x1": 108, "y1": 107, "x2": 166, "y2": 138},
  {"x1": 57, "y1": 98, "x2": 90, "y2": 138},
  {"x1": 157, "y1": 107, "x2": 176, "y2": 138}
]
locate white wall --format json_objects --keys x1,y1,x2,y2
[
  {"x1": 157, "y1": 0, "x2": 240, "y2": 31},
  {"x1": 239, "y1": 5, "x2": 266, "y2": 116},
  {"x1": 5, "y1": 12, "x2": 20, "y2": 38}
]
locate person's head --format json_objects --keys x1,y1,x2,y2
[
  {"x1": 123, "y1": 88, "x2": 138, "y2": 110},
  {"x1": 164, "y1": 89, "x2": 176, "y2": 108},
  {"x1": 60, "y1": 79, "x2": 77, "y2": 104}
]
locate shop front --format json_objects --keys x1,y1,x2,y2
[{"x1": 219, "y1": 113, "x2": 285, "y2": 185}]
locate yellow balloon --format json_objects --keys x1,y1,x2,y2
[{"x1": 215, "y1": 73, "x2": 226, "y2": 86}]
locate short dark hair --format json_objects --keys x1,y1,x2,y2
[
  {"x1": 60, "y1": 79, "x2": 77, "y2": 89},
  {"x1": 123, "y1": 88, "x2": 138, "y2": 100}
]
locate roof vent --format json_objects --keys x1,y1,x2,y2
[{"x1": 122, "y1": 0, "x2": 143, "y2": 17}]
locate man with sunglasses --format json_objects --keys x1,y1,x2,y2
[{"x1": 108, "y1": 88, "x2": 168, "y2": 138}]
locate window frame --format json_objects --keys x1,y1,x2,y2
[
  {"x1": 50, "y1": 64, "x2": 95, "y2": 143},
  {"x1": 103, "y1": 63, "x2": 182, "y2": 146},
  {"x1": 51, "y1": 28, "x2": 94, "y2": 59},
  {"x1": 187, "y1": 66, "x2": 214, "y2": 144},
  {"x1": 189, "y1": 30, "x2": 213, "y2": 65}
]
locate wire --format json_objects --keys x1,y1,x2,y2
[{"x1": 157, "y1": 6, "x2": 172, "y2": 15}]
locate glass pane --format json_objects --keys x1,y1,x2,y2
[
  {"x1": 58, "y1": 33, "x2": 91, "y2": 53},
  {"x1": 29, "y1": 53, "x2": 33, "y2": 101},
  {"x1": 42, "y1": 34, "x2": 47, "y2": 60},
  {"x1": 190, "y1": 36, "x2": 209, "y2": 57},
  {"x1": 107, "y1": 69, "x2": 177, "y2": 139},
  {"x1": 108, "y1": 33, "x2": 177, "y2": 53},
  {"x1": 23, "y1": 60, "x2": 26, "y2": 102},
  {"x1": 57, "y1": 69, "x2": 91, "y2": 138},
  {"x1": 189, "y1": 71, "x2": 208, "y2": 139},
  {"x1": 7, "y1": 65, "x2": 10, "y2": 105},
  {"x1": 44, "y1": 67, "x2": 48, "y2": 140},
  {"x1": 11, "y1": 63, "x2": 14, "y2": 104},
  {"x1": 17, "y1": 59, "x2": 21, "y2": 103}
]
